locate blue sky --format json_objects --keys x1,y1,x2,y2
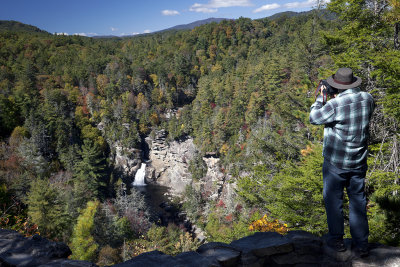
[{"x1": 0, "y1": 0, "x2": 327, "y2": 36}]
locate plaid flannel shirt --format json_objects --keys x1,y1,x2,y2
[{"x1": 309, "y1": 88, "x2": 374, "y2": 170}]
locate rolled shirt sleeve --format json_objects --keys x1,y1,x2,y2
[{"x1": 309, "y1": 95, "x2": 336, "y2": 125}]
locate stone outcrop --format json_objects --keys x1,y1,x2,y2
[
  {"x1": 112, "y1": 231, "x2": 400, "y2": 267},
  {"x1": 113, "y1": 144, "x2": 143, "y2": 178},
  {"x1": 0, "y1": 229, "x2": 95, "y2": 267},
  {"x1": 146, "y1": 130, "x2": 196, "y2": 194},
  {"x1": 145, "y1": 130, "x2": 235, "y2": 204},
  {"x1": 200, "y1": 157, "x2": 237, "y2": 211},
  {"x1": 3, "y1": 228, "x2": 399, "y2": 267}
]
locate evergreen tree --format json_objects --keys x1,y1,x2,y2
[
  {"x1": 0, "y1": 95, "x2": 21, "y2": 137},
  {"x1": 238, "y1": 145, "x2": 327, "y2": 235},
  {"x1": 70, "y1": 200, "x2": 100, "y2": 261},
  {"x1": 73, "y1": 140, "x2": 106, "y2": 209},
  {"x1": 27, "y1": 179, "x2": 71, "y2": 240},
  {"x1": 188, "y1": 151, "x2": 207, "y2": 181}
]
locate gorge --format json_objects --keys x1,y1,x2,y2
[{"x1": 113, "y1": 127, "x2": 234, "y2": 241}]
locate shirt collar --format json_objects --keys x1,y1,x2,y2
[{"x1": 337, "y1": 87, "x2": 361, "y2": 97}]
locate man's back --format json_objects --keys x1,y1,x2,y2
[{"x1": 310, "y1": 88, "x2": 374, "y2": 169}]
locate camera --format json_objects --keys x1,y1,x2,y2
[{"x1": 314, "y1": 79, "x2": 339, "y2": 104}]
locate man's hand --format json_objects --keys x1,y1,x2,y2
[{"x1": 320, "y1": 85, "x2": 326, "y2": 96}]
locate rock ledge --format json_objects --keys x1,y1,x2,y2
[{"x1": 1, "y1": 229, "x2": 400, "y2": 267}]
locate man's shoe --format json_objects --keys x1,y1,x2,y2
[
  {"x1": 327, "y1": 238, "x2": 347, "y2": 252},
  {"x1": 354, "y1": 244, "x2": 369, "y2": 258}
]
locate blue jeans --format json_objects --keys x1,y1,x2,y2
[{"x1": 323, "y1": 160, "x2": 369, "y2": 246}]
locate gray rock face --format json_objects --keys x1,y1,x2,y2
[
  {"x1": 146, "y1": 130, "x2": 196, "y2": 194},
  {"x1": 197, "y1": 242, "x2": 241, "y2": 267},
  {"x1": 113, "y1": 144, "x2": 142, "y2": 178},
  {"x1": 146, "y1": 130, "x2": 236, "y2": 208},
  {"x1": 0, "y1": 229, "x2": 94, "y2": 267},
  {"x1": 1, "y1": 229, "x2": 400, "y2": 266},
  {"x1": 231, "y1": 232, "x2": 294, "y2": 266},
  {"x1": 201, "y1": 157, "x2": 225, "y2": 202},
  {"x1": 113, "y1": 251, "x2": 177, "y2": 267}
]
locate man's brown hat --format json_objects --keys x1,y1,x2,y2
[{"x1": 326, "y1": 68, "x2": 362, "y2": 90}]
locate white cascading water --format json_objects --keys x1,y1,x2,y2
[{"x1": 132, "y1": 163, "x2": 146, "y2": 186}]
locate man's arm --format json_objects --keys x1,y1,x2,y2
[{"x1": 309, "y1": 95, "x2": 336, "y2": 125}]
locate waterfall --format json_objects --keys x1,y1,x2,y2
[{"x1": 132, "y1": 163, "x2": 146, "y2": 186}]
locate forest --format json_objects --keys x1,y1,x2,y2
[{"x1": 0, "y1": 0, "x2": 399, "y2": 265}]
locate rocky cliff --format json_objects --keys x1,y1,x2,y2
[
  {"x1": 1, "y1": 228, "x2": 400, "y2": 267},
  {"x1": 145, "y1": 129, "x2": 234, "y2": 205},
  {"x1": 114, "y1": 144, "x2": 143, "y2": 178},
  {"x1": 109, "y1": 127, "x2": 235, "y2": 209},
  {"x1": 145, "y1": 129, "x2": 196, "y2": 194}
]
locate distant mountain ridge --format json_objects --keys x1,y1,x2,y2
[
  {"x1": 265, "y1": 10, "x2": 336, "y2": 21},
  {"x1": 0, "y1": 20, "x2": 50, "y2": 35},
  {"x1": 156, "y1": 17, "x2": 229, "y2": 33},
  {"x1": 93, "y1": 18, "x2": 230, "y2": 38},
  {"x1": 0, "y1": 10, "x2": 333, "y2": 38}
]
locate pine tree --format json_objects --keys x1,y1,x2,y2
[
  {"x1": 70, "y1": 200, "x2": 100, "y2": 261},
  {"x1": 73, "y1": 140, "x2": 106, "y2": 209},
  {"x1": 27, "y1": 179, "x2": 71, "y2": 240},
  {"x1": 238, "y1": 145, "x2": 326, "y2": 235}
]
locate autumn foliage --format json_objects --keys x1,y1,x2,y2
[{"x1": 248, "y1": 214, "x2": 288, "y2": 234}]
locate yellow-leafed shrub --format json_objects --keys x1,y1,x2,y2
[{"x1": 248, "y1": 214, "x2": 288, "y2": 234}]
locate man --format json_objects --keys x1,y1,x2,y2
[{"x1": 309, "y1": 68, "x2": 374, "y2": 257}]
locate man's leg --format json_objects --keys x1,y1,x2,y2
[
  {"x1": 346, "y1": 165, "x2": 369, "y2": 251},
  {"x1": 323, "y1": 160, "x2": 346, "y2": 242}
]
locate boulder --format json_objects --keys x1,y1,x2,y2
[
  {"x1": 0, "y1": 229, "x2": 94, "y2": 267},
  {"x1": 230, "y1": 232, "x2": 293, "y2": 258},
  {"x1": 112, "y1": 251, "x2": 178, "y2": 267},
  {"x1": 175, "y1": 251, "x2": 219, "y2": 267},
  {"x1": 197, "y1": 242, "x2": 241, "y2": 267}
]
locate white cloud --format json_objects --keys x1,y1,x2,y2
[
  {"x1": 72, "y1": 32, "x2": 99, "y2": 37},
  {"x1": 110, "y1": 27, "x2": 118, "y2": 32},
  {"x1": 143, "y1": 29, "x2": 151, "y2": 33},
  {"x1": 284, "y1": 0, "x2": 316, "y2": 8},
  {"x1": 190, "y1": 0, "x2": 252, "y2": 13},
  {"x1": 208, "y1": 0, "x2": 252, "y2": 8},
  {"x1": 189, "y1": 5, "x2": 218, "y2": 13},
  {"x1": 55, "y1": 32, "x2": 69, "y2": 35},
  {"x1": 253, "y1": 3, "x2": 280, "y2": 12},
  {"x1": 253, "y1": 0, "x2": 329, "y2": 13},
  {"x1": 121, "y1": 32, "x2": 140, "y2": 36},
  {"x1": 162, "y1": 9, "x2": 180, "y2": 16}
]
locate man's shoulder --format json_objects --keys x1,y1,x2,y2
[
  {"x1": 358, "y1": 91, "x2": 375, "y2": 108},
  {"x1": 326, "y1": 90, "x2": 373, "y2": 111},
  {"x1": 337, "y1": 89, "x2": 373, "y2": 102},
  {"x1": 359, "y1": 91, "x2": 374, "y2": 100}
]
